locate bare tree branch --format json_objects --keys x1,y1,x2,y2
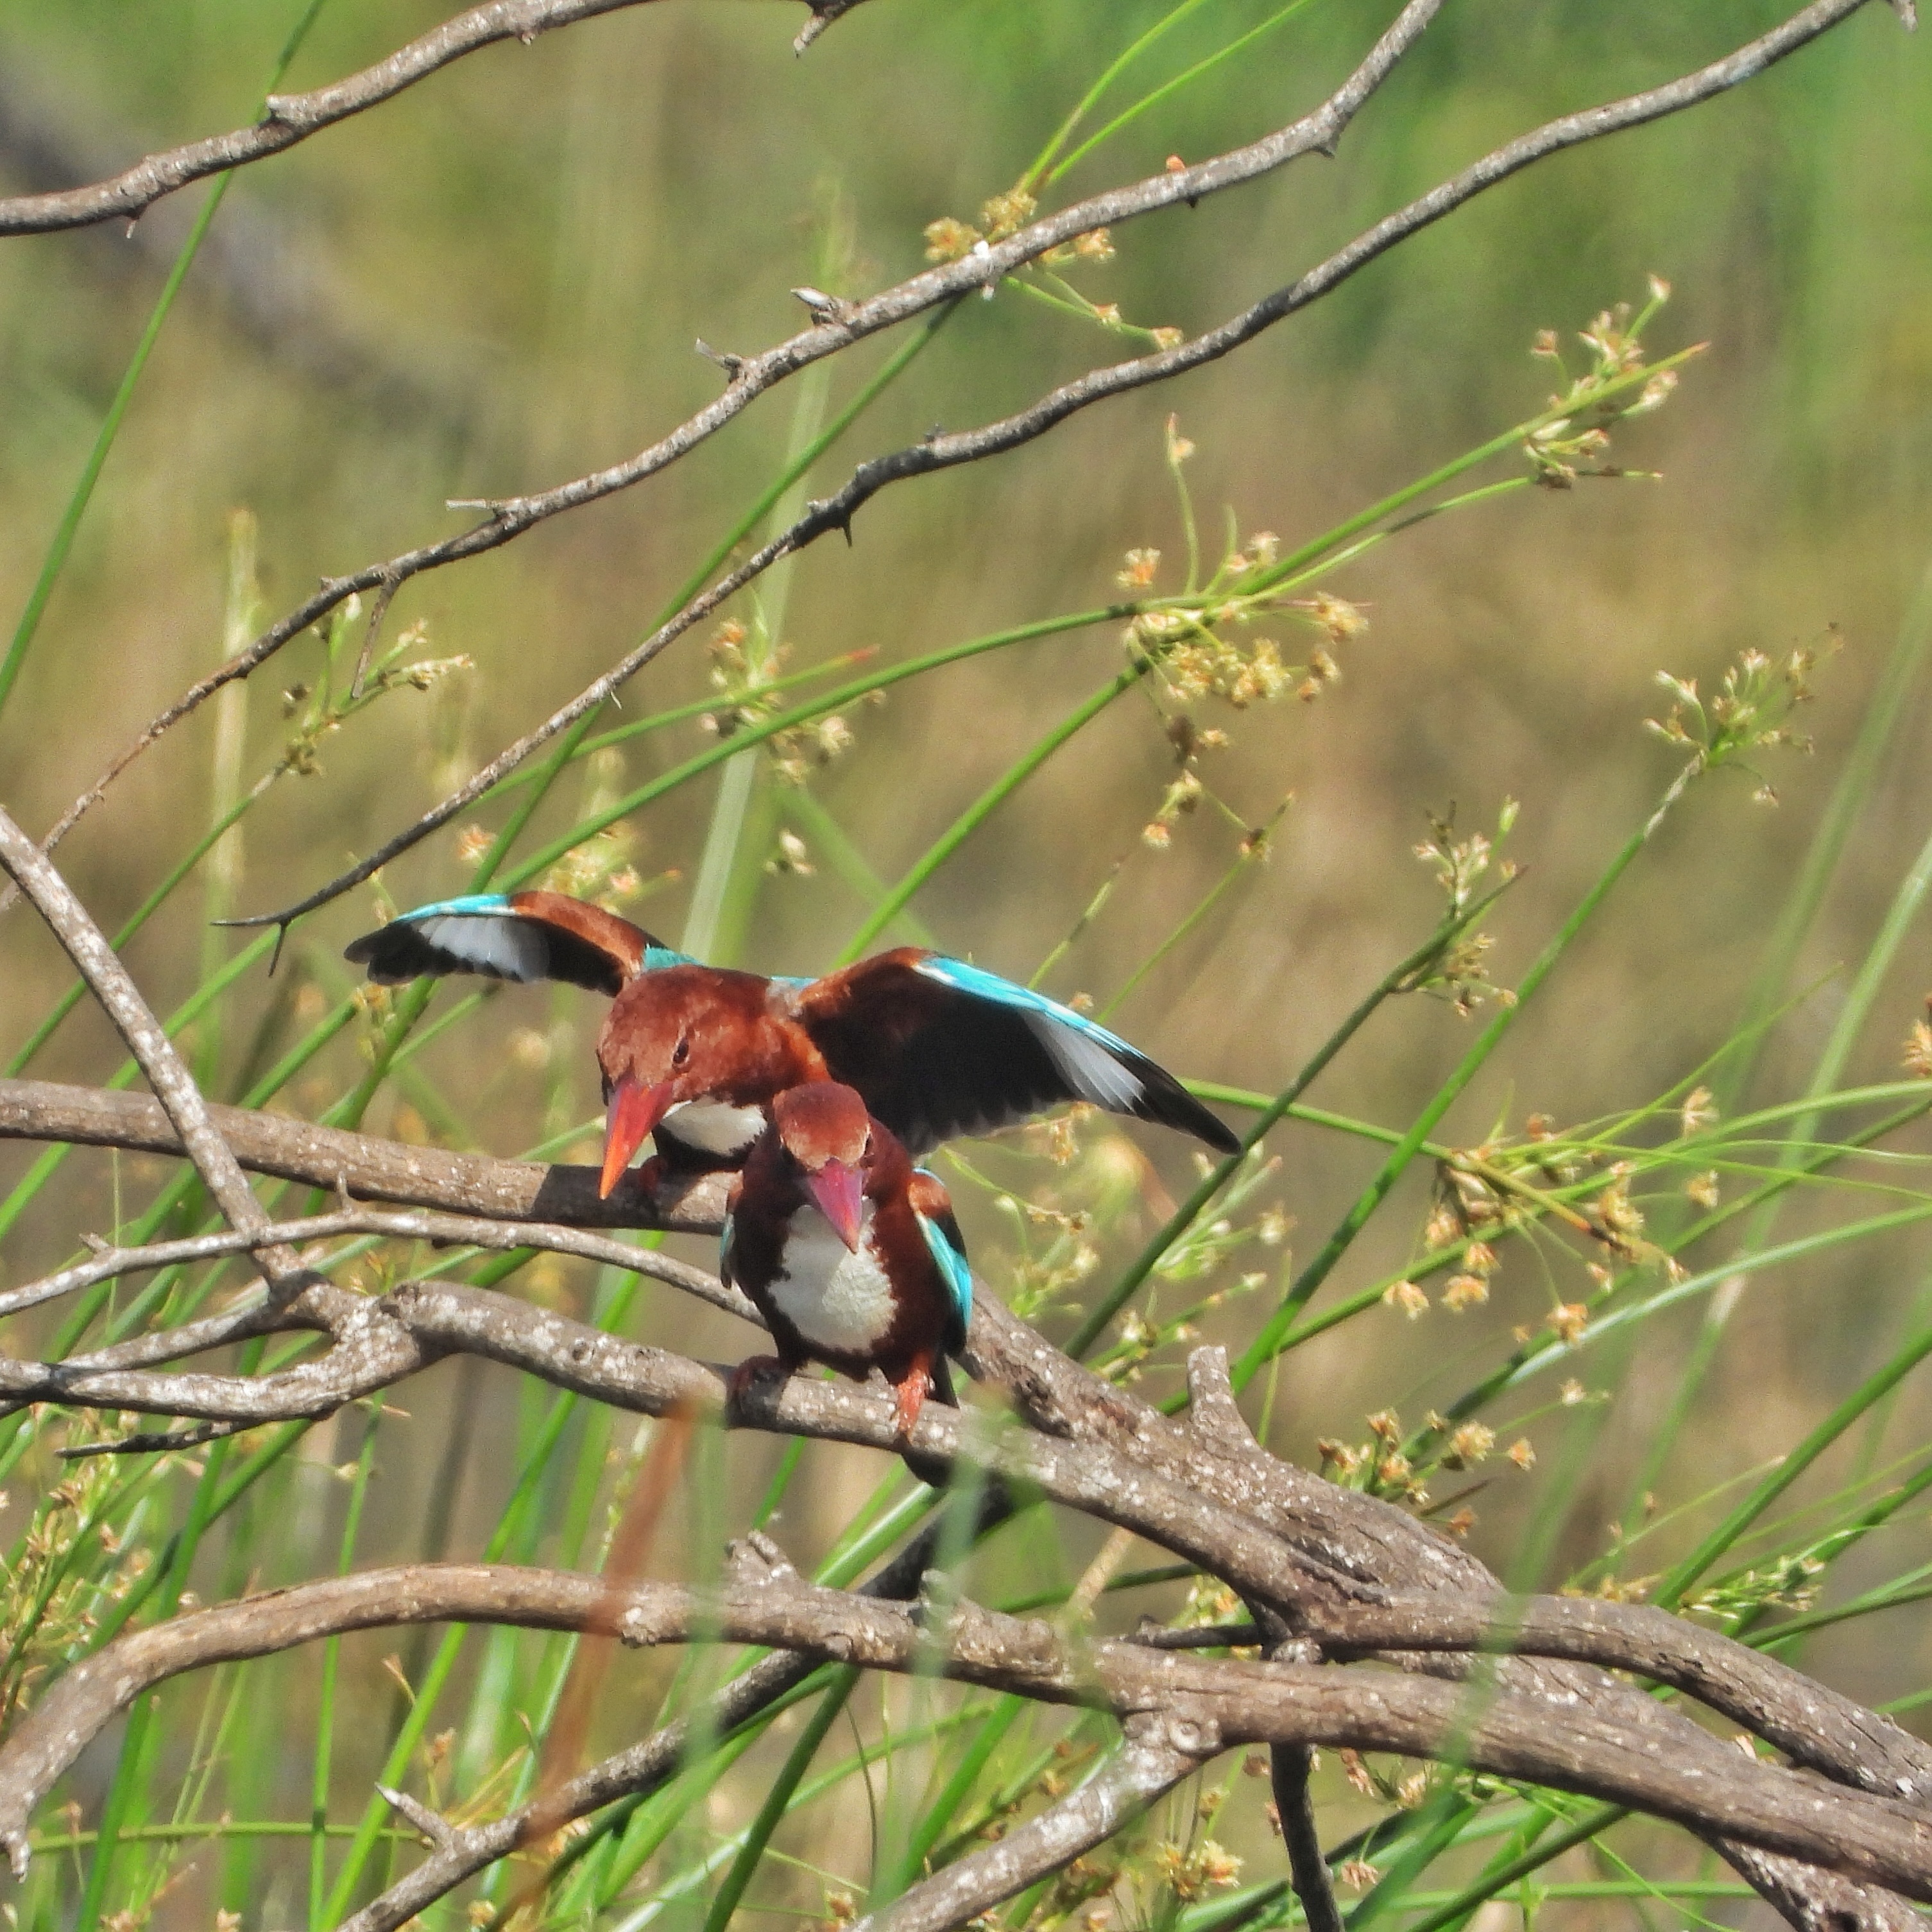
[
  {"x1": 218, "y1": 0, "x2": 1892, "y2": 935},
  {"x1": 0, "y1": 1201, "x2": 751, "y2": 1323},
  {"x1": 792, "y1": 0, "x2": 885, "y2": 55},
  {"x1": 5, "y1": 1222, "x2": 1923, "y2": 1823},
  {"x1": 0, "y1": 2, "x2": 669, "y2": 239},
  {"x1": 0, "y1": 1076, "x2": 731, "y2": 1233},
  {"x1": 15, "y1": 0, "x2": 1448, "y2": 888},
  {"x1": 341, "y1": 1497, "x2": 1013, "y2": 1932},
  {"x1": 0, "y1": 808, "x2": 304, "y2": 1293},
  {"x1": 851, "y1": 1716, "x2": 1206, "y2": 1932},
  {"x1": 7, "y1": 1558, "x2": 1932, "y2": 1903}
]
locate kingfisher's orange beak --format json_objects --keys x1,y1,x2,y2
[
  {"x1": 600, "y1": 1076, "x2": 674, "y2": 1198},
  {"x1": 807, "y1": 1159, "x2": 867, "y2": 1251}
]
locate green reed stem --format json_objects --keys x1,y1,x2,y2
[
  {"x1": 1072, "y1": 879, "x2": 1510, "y2": 1362},
  {"x1": 835, "y1": 662, "x2": 1152, "y2": 965},
  {"x1": 1233, "y1": 752, "x2": 1707, "y2": 1383},
  {"x1": 0, "y1": 0, "x2": 332, "y2": 723},
  {"x1": 1655, "y1": 1313, "x2": 1932, "y2": 1609},
  {"x1": 310, "y1": 1413, "x2": 378, "y2": 1930},
  {"x1": 1043, "y1": 0, "x2": 1322, "y2": 187},
  {"x1": 699, "y1": 1668, "x2": 860, "y2": 1932}
]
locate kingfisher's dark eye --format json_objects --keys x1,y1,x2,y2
[{"x1": 672, "y1": 1038, "x2": 690, "y2": 1068}]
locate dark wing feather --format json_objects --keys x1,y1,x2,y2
[
  {"x1": 794, "y1": 950, "x2": 1238, "y2": 1155},
  {"x1": 342, "y1": 891, "x2": 657, "y2": 996}
]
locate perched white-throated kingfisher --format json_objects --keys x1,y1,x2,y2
[
  {"x1": 345, "y1": 890, "x2": 1239, "y2": 1193},
  {"x1": 721, "y1": 1082, "x2": 971, "y2": 1437}
]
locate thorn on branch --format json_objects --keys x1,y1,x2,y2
[
  {"x1": 791, "y1": 285, "x2": 851, "y2": 326},
  {"x1": 377, "y1": 1784, "x2": 454, "y2": 1849},
  {"x1": 793, "y1": 0, "x2": 868, "y2": 54},
  {"x1": 803, "y1": 497, "x2": 854, "y2": 547},
  {"x1": 694, "y1": 338, "x2": 746, "y2": 379}
]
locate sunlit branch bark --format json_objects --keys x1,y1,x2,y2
[
  {"x1": 0, "y1": 808, "x2": 304, "y2": 1293},
  {"x1": 6, "y1": 1555, "x2": 1932, "y2": 1905},
  {"x1": 0, "y1": 1065, "x2": 1921, "y2": 1928},
  {"x1": 0, "y1": 1200, "x2": 749, "y2": 1323},
  {"x1": 0, "y1": 1075, "x2": 731, "y2": 1234},
  {"x1": 851, "y1": 1720, "x2": 1206, "y2": 1932},
  {"x1": 0, "y1": 0, "x2": 799, "y2": 238}
]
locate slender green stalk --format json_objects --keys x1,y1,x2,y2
[
  {"x1": 310, "y1": 1414, "x2": 379, "y2": 1930},
  {"x1": 1097, "y1": 797, "x2": 1288, "y2": 1022},
  {"x1": 1624, "y1": 797, "x2": 1932, "y2": 1532},
  {"x1": 1398, "y1": 1808, "x2": 1626, "y2": 1932},
  {"x1": 683, "y1": 190, "x2": 852, "y2": 964},
  {"x1": 777, "y1": 787, "x2": 939, "y2": 948},
  {"x1": 1043, "y1": 0, "x2": 1322, "y2": 186},
  {"x1": 699, "y1": 1668, "x2": 859, "y2": 1932},
  {"x1": 1072, "y1": 880, "x2": 1511, "y2": 1361},
  {"x1": 1654, "y1": 1312, "x2": 1932, "y2": 1609},
  {"x1": 835, "y1": 663, "x2": 1150, "y2": 965},
  {"x1": 321, "y1": 1278, "x2": 642, "y2": 1919},
  {"x1": 1234, "y1": 753, "x2": 1708, "y2": 1384},
  {"x1": 504, "y1": 612, "x2": 1127, "y2": 887},
  {"x1": 473, "y1": 305, "x2": 957, "y2": 900},
  {"x1": 76, "y1": 1403, "x2": 252, "y2": 1926},
  {"x1": 1020, "y1": 0, "x2": 1222, "y2": 189},
  {"x1": 1719, "y1": 555, "x2": 1932, "y2": 1109},
  {"x1": 0, "y1": 0, "x2": 330, "y2": 722}
]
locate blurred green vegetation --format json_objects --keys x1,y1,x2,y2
[{"x1": 3, "y1": 1, "x2": 1932, "y2": 1926}]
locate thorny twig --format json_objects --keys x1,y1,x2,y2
[
  {"x1": 9, "y1": 0, "x2": 1448, "y2": 899},
  {"x1": 220, "y1": 0, "x2": 1899, "y2": 937},
  {"x1": 0, "y1": 0, "x2": 866, "y2": 238}
]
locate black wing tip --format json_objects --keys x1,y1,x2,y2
[
  {"x1": 342, "y1": 925, "x2": 473, "y2": 986},
  {"x1": 343, "y1": 928, "x2": 418, "y2": 979},
  {"x1": 1134, "y1": 1074, "x2": 1241, "y2": 1154},
  {"x1": 1192, "y1": 1109, "x2": 1244, "y2": 1155}
]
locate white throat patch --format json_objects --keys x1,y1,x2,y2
[{"x1": 658, "y1": 1100, "x2": 766, "y2": 1157}]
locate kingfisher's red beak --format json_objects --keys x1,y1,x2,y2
[
  {"x1": 807, "y1": 1160, "x2": 867, "y2": 1251},
  {"x1": 600, "y1": 1076, "x2": 674, "y2": 1198}
]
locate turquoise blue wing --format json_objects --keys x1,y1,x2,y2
[{"x1": 914, "y1": 1193, "x2": 973, "y2": 1349}]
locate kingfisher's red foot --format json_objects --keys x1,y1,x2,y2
[
  {"x1": 632, "y1": 1154, "x2": 667, "y2": 1195},
  {"x1": 892, "y1": 1362, "x2": 935, "y2": 1439}
]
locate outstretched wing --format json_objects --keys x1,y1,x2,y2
[
  {"x1": 910, "y1": 1170, "x2": 972, "y2": 1355},
  {"x1": 794, "y1": 950, "x2": 1239, "y2": 1155},
  {"x1": 344, "y1": 889, "x2": 688, "y2": 995}
]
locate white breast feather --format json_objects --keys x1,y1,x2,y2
[
  {"x1": 768, "y1": 1204, "x2": 895, "y2": 1355},
  {"x1": 660, "y1": 1100, "x2": 767, "y2": 1156}
]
